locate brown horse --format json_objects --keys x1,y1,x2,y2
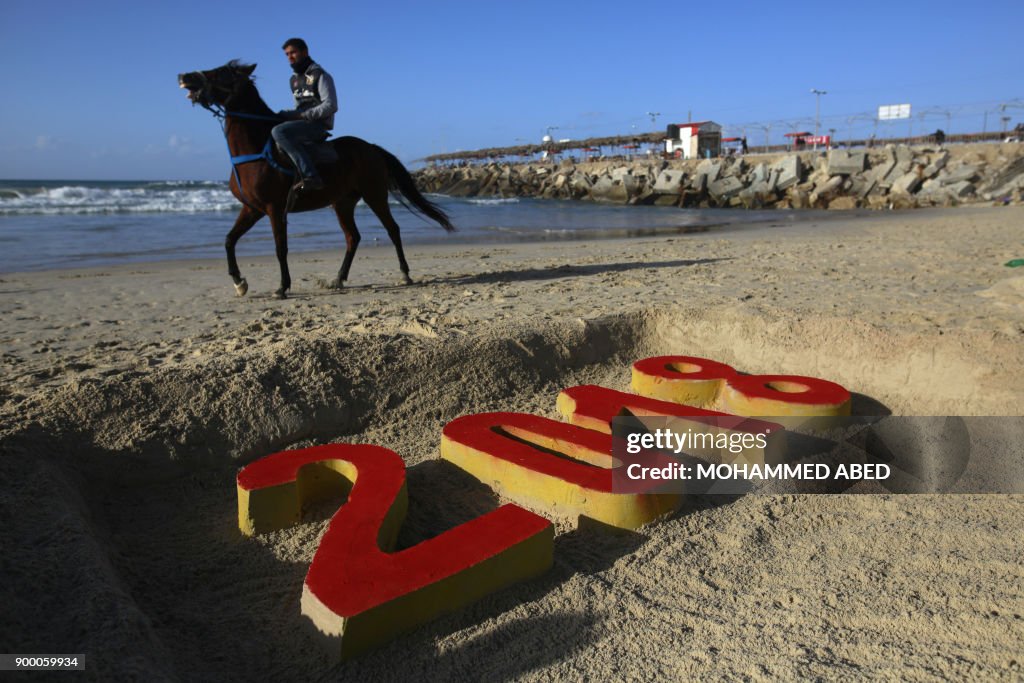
[{"x1": 177, "y1": 61, "x2": 454, "y2": 299}]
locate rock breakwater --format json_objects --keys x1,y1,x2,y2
[{"x1": 415, "y1": 143, "x2": 1024, "y2": 210}]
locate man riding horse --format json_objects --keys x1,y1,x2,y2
[
  {"x1": 178, "y1": 56, "x2": 453, "y2": 299},
  {"x1": 272, "y1": 38, "x2": 337, "y2": 192}
]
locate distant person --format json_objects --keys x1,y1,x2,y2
[
  {"x1": 934, "y1": 129, "x2": 946, "y2": 145},
  {"x1": 272, "y1": 38, "x2": 338, "y2": 192},
  {"x1": 741, "y1": 137, "x2": 748, "y2": 154}
]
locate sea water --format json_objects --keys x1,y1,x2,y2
[{"x1": 0, "y1": 179, "x2": 797, "y2": 273}]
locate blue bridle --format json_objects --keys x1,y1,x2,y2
[{"x1": 208, "y1": 105, "x2": 296, "y2": 209}]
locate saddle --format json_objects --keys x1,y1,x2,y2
[
  {"x1": 304, "y1": 133, "x2": 340, "y2": 168},
  {"x1": 271, "y1": 133, "x2": 339, "y2": 174}
]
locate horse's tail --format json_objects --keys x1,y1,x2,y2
[{"x1": 375, "y1": 145, "x2": 455, "y2": 232}]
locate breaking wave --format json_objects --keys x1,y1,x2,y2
[{"x1": 0, "y1": 181, "x2": 237, "y2": 215}]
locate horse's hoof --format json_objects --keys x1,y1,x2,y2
[
  {"x1": 403, "y1": 276, "x2": 414, "y2": 286},
  {"x1": 328, "y1": 278, "x2": 344, "y2": 290},
  {"x1": 233, "y1": 278, "x2": 248, "y2": 297},
  {"x1": 275, "y1": 288, "x2": 288, "y2": 300}
]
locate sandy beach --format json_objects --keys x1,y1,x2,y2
[{"x1": 2, "y1": 204, "x2": 1023, "y2": 679}]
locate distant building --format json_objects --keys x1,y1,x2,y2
[{"x1": 665, "y1": 121, "x2": 722, "y2": 159}]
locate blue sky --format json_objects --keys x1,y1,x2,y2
[{"x1": 1, "y1": 0, "x2": 1020, "y2": 180}]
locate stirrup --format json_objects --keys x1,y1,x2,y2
[{"x1": 297, "y1": 176, "x2": 323, "y2": 192}]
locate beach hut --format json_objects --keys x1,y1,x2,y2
[{"x1": 664, "y1": 121, "x2": 722, "y2": 159}]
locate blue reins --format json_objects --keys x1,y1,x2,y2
[{"x1": 209, "y1": 106, "x2": 295, "y2": 209}]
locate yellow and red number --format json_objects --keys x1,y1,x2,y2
[
  {"x1": 237, "y1": 355, "x2": 851, "y2": 657},
  {"x1": 236, "y1": 444, "x2": 552, "y2": 660}
]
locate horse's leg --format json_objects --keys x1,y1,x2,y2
[
  {"x1": 363, "y1": 189, "x2": 413, "y2": 285},
  {"x1": 225, "y1": 205, "x2": 264, "y2": 296},
  {"x1": 267, "y1": 206, "x2": 291, "y2": 299},
  {"x1": 330, "y1": 197, "x2": 360, "y2": 289}
]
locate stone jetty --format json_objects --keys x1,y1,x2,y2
[{"x1": 414, "y1": 142, "x2": 1024, "y2": 210}]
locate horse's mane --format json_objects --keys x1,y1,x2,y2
[{"x1": 223, "y1": 60, "x2": 275, "y2": 117}]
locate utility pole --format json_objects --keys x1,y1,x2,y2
[
  {"x1": 755, "y1": 124, "x2": 772, "y2": 153},
  {"x1": 647, "y1": 111, "x2": 661, "y2": 128},
  {"x1": 810, "y1": 88, "x2": 827, "y2": 150}
]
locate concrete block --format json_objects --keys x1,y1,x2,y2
[
  {"x1": 828, "y1": 150, "x2": 867, "y2": 176},
  {"x1": 870, "y1": 156, "x2": 896, "y2": 184},
  {"x1": 620, "y1": 174, "x2": 640, "y2": 197},
  {"x1": 690, "y1": 173, "x2": 708, "y2": 192},
  {"x1": 739, "y1": 181, "x2": 777, "y2": 208},
  {"x1": 570, "y1": 174, "x2": 593, "y2": 191},
  {"x1": 945, "y1": 181, "x2": 975, "y2": 198},
  {"x1": 922, "y1": 151, "x2": 950, "y2": 179},
  {"x1": 773, "y1": 155, "x2": 803, "y2": 191},
  {"x1": 446, "y1": 178, "x2": 482, "y2": 197},
  {"x1": 884, "y1": 163, "x2": 910, "y2": 185},
  {"x1": 851, "y1": 176, "x2": 877, "y2": 198},
  {"x1": 876, "y1": 146, "x2": 911, "y2": 184},
  {"x1": 940, "y1": 165, "x2": 980, "y2": 185},
  {"x1": 895, "y1": 145, "x2": 914, "y2": 166},
  {"x1": 708, "y1": 176, "x2": 745, "y2": 200},
  {"x1": 891, "y1": 172, "x2": 922, "y2": 195},
  {"x1": 653, "y1": 170, "x2": 684, "y2": 194},
  {"x1": 982, "y1": 156, "x2": 1024, "y2": 195},
  {"x1": 629, "y1": 188, "x2": 656, "y2": 205},
  {"x1": 589, "y1": 176, "x2": 615, "y2": 201},
  {"x1": 696, "y1": 159, "x2": 722, "y2": 183},
  {"x1": 812, "y1": 175, "x2": 844, "y2": 200},
  {"x1": 808, "y1": 168, "x2": 830, "y2": 186}
]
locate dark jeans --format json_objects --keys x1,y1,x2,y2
[{"x1": 271, "y1": 120, "x2": 328, "y2": 180}]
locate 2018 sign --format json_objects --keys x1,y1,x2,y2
[{"x1": 236, "y1": 355, "x2": 850, "y2": 659}]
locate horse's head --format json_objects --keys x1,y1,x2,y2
[{"x1": 178, "y1": 61, "x2": 257, "y2": 110}]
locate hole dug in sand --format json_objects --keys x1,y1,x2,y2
[{"x1": 4, "y1": 307, "x2": 1022, "y2": 678}]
